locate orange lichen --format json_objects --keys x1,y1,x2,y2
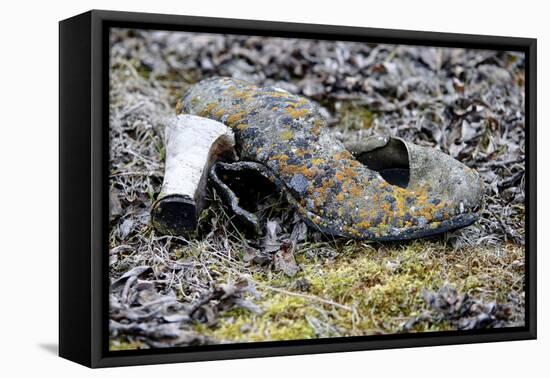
[
  {"x1": 233, "y1": 90, "x2": 253, "y2": 101},
  {"x1": 332, "y1": 151, "x2": 346, "y2": 160},
  {"x1": 266, "y1": 91, "x2": 292, "y2": 98},
  {"x1": 311, "y1": 119, "x2": 322, "y2": 135},
  {"x1": 357, "y1": 220, "x2": 371, "y2": 230},
  {"x1": 348, "y1": 185, "x2": 362, "y2": 197},
  {"x1": 198, "y1": 102, "x2": 217, "y2": 117},
  {"x1": 284, "y1": 100, "x2": 299, "y2": 109},
  {"x1": 393, "y1": 194, "x2": 407, "y2": 219},
  {"x1": 284, "y1": 107, "x2": 309, "y2": 119},
  {"x1": 175, "y1": 100, "x2": 183, "y2": 114},
  {"x1": 223, "y1": 85, "x2": 237, "y2": 94},
  {"x1": 226, "y1": 111, "x2": 247, "y2": 127},
  {"x1": 270, "y1": 154, "x2": 289, "y2": 164},
  {"x1": 294, "y1": 149, "x2": 306, "y2": 158},
  {"x1": 347, "y1": 159, "x2": 362, "y2": 168},
  {"x1": 282, "y1": 164, "x2": 316, "y2": 179},
  {"x1": 341, "y1": 166, "x2": 358, "y2": 178}
]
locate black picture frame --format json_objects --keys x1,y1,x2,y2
[{"x1": 59, "y1": 9, "x2": 537, "y2": 368}]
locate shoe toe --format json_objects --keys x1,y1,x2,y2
[{"x1": 405, "y1": 141, "x2": 484, "y2": 215}]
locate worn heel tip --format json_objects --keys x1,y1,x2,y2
[{"x1": 151, "y1": 194, "x2": 197, "y2": 236}]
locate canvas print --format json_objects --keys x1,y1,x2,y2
[{"x1": 108, "y1": 28, "x2": 526, "y2": 351}]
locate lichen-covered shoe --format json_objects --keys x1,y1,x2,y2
[
  {"x1": 346, "y1": 136, "x2": 484, "y2": 235},
  {"x1": 178, "y1": 77, "x2": 483, "y2": 241}
]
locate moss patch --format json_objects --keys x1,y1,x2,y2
[
  {"x1": 109, "y1": 338, "x2": 146, "y2": 351},
  {"x1": 195, "y1": 240, "x2": 524, "y2": 341},
  {"x1": 335, "y1": 102, "x2": 374, "y2": 131}
]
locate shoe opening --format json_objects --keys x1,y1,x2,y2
[
  {"x1": 213, "y1": 164, "x2": 278, "y2": 213},
  {"x1": 354, "y1": 138, "x2": 410, "y2": 188}
]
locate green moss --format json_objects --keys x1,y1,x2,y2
[
  {"x1": 197, "y1": 294, "x2": 316, "y2": 342},
  {"x1": 172, "y1": 237, "x2": 524, "y2": 342},
  {"x1": 109, "y1": 338, "x2": 144, "y2": 351},
  {"x1": 336, "y1": 102, "x2": 374, "y2": 131}
]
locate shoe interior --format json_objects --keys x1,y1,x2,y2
[
  {"x1": 354, "y1": 138, "x2": 410, "y2": 189},
  {"x1": 215, "y1": 165, "x2": 277, "y2": 213}
]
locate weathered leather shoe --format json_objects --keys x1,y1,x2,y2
[{"x1": 179, "y1": 77, "x2": 483, "y2": 241}]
